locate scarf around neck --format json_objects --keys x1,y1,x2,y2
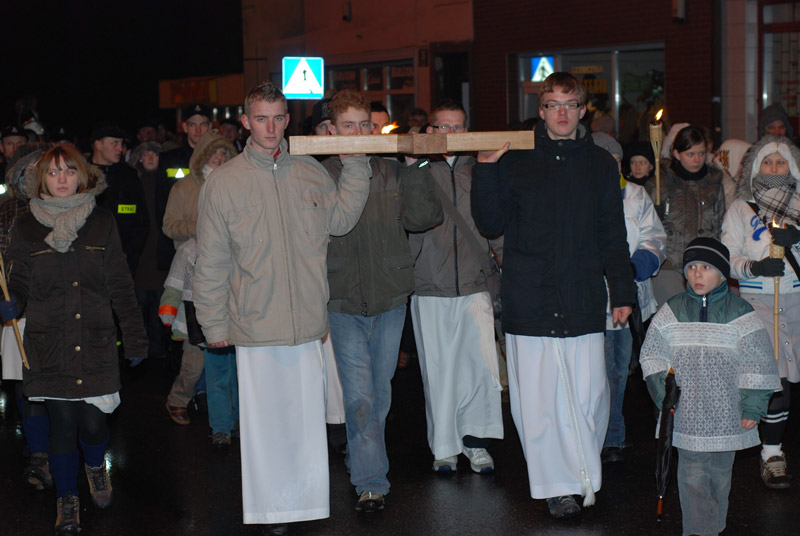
[
  {"x1": 670, "y1": 160, "x2": 709, "y2": 182},
  {"x1": 752, "y1": 172, "x2": 800, "y2": 226},
  {"x1": 29, "y1": 192, "x2": 96, "y2": 253}
]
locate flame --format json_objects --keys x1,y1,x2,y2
[
  {"x1": 381, "y1": 122, "x2": 399, "y2": 134},
  {"x1": 772, "y1": 218, "x2": 780, "y2": 228},
  {"x1": 655, "y1": 109, "x2": 663, "y2": 121}
]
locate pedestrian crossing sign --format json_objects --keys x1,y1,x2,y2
[{"x1": 282, "y1": 57, "x2": 325, "y2": 100}]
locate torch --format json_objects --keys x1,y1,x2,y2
[
  {"x1": 770, "y1": 220, "x2": 784, "y2": 362},
  {"x1": 649, "y1": 110, "x2": 664, "y2": 205}
]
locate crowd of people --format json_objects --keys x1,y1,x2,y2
[{"x1": 0, "y1": 74, "x2": 797, "y2": 536}]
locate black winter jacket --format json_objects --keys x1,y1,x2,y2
[
  {"x1": 95, "y1": 162, "x2": 150, "y2": 276},
  {"x1": 471, "y1": 124, "x2": 635, "y2": 337},
  {"x1": 8, "y1": 209, "x2": 148, "y2": 398}
]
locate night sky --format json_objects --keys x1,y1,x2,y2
[{"x1": 1, "y1": 0, "x2": 243, "y2": 139}]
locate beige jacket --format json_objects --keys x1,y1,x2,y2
[
  {"x1": 162, "y1": 132, "x2": 236, "y2": 246},
  {"x1": 193, "y1": 138, "x2": 372, "y2": 346}
]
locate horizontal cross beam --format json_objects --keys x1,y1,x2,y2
[{"x1": 288, "y1": 131, "x2": 535, "y2": 155}]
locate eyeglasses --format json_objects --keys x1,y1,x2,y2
[
  {"x1": 541, "y1": 102, "x2": 581, "y2": 111},
  {"x1": 430, "y1": 124, "x2": 465, "y2": 133}
]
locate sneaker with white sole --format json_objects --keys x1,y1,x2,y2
[
  {"x1": 432, "y1": 455, "x2": 458, "y2": 472},
  {"x1": 462, "y1": 447, "x2": 494, "y2": 474},
  {"x1": 546, "y1": 495, "x2": 581, "y2": 519},
  {"x1": 761, "y1": 454, "x2": 791, "y2": 489}
]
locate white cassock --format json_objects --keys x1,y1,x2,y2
[
  {"x1": 505, "y1": 333, "x2": 609, "y2": 500},
  {"x1": 237, "y1": 342, "x2": 329, "y2": 524},
  {"x1": 410, "y1": 292, "x2": 503, "y2": 459},
  {"x1": 321, "y1": 332, "x2": 346, "y2": 424}
]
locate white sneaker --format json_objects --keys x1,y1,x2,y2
[
  {"x1": 432, "y1": 455, "x2": 458, "y2": 472},
  {"x1": 462, "y1": 447, "x2": 494, "y2": 474}
]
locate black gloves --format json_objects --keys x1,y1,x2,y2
[
  {"x1": 772, "y1": 225, "x2": 800, "y2": 248},
  {"x1": 750, "y1": 258, "x2": 785, "y2": 278}
]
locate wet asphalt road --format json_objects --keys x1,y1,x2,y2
[{"x1": 0, "y1": 354, "x2": 797, "y2": 536}]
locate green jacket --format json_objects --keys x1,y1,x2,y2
[
  {"x1": 645, "y1": 281, "x2": 774, "y2": 422},
  {"x1": 324, "y1": 156, "x2": 443, "y2": 316}
]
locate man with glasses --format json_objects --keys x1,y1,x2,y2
[
  {"x1": 472, "y1": 72, "x2": 635, "y2": 519},
  {"x1": 408, "y1": 99, "x2": 504, "y2": 475}
]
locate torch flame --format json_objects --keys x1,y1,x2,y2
[
  {"x1": 381, "y1": 122, "x2": 399, "y2": 134},
  {"x1": 655, "y1": 109, "x2": 663, "y2": 121}
]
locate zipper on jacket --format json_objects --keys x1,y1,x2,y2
[
  {"x1": 700, "y1": 295, "x2": 708, "y2": 322},
  {"x1": 451, "y1": 157, "x2": 460, "y2": 296},
  {"x1": 271, "y1": 159, "x2": 297, "y2": 343}
]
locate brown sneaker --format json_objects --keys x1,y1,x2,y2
[
  {"x1": 165, "y1": 402, "x2": 190, "y2": 425},
  {"x1": 55, "y1": 493, "x2": 81, "y2": 535},
  {"x1": 85, "y1": 463, "x2": 113, "y2": 508},
  {"x1": 761, "y1": 455, "x2": 791, "y2": 489}
]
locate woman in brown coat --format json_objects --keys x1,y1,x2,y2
[{"x1": 0, "y1": 145, "x2": 147, "y2": 535}]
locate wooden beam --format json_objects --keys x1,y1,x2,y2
[{"x1": 288, "y1": 131, "x2": 535, "y2": 155}]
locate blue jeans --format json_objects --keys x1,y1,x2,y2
[
  {"x1": 677, "y1": 448, "x2": 734, "y2": 536},
  {"x1": 204, "y1": 346, "x2": 239, "y2": 435},
  {"x1": 603, "y1": 328, "x2": 632, "y2": 448},
  {"x1": 329, "y1": 305, "x2": 406, "y2": 496}
]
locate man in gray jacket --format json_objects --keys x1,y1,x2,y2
[
  {"x1": 193, "y1": 82, "x2": 372, "y2": 536},
  {"x1": 409, "y1": 100, "x2": 504, "y2": 475},
  {"x1": 322, "y1": 90, "x2": 443, "y2": 514}
]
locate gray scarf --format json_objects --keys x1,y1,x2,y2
[{"x1": 29, "y1": 192, "x2": 96, "y2": 252}]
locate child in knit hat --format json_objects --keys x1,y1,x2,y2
[{"x1": 640, "y1": 237, "x2": 780, "y2": 536}]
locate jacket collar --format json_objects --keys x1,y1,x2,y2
[
  {"x1": 535, "y1": 122, "x2": 591, "y2": 153},
  {"x1": 684, "y1": 278, "x2": 728, "y2": 304}
]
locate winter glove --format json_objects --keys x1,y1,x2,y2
[
  {"x1": 630, "y1": 249, "x2": 660, "y2": 282},
  {"x1": 771, "y1": 225, "x2": 800, "y2": 248},
  {"x1": 0, "y1": 296, "x2": 19, "y2": 323},
  {"x1": 750, "y1": 257, "x2": 785, "y2": 278}
]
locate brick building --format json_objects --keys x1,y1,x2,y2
[{"x1": 228, "y1": 0, "x2": 791, "y2": 143}]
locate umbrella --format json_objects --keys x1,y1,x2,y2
[
  {"x1": 628, "y1": 292, "x2": 645, "y2": 364},
  {"x1": 655, "y1": 368, "x2": 680, "y2": 521}
]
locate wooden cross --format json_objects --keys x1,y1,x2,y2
[{"x1": 288, "y1": 131, "x2": 535, "y2": 155}]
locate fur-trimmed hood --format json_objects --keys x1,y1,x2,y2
[
  {"x1": 23, "y1": 154, "x2": 107, "y2": 200},
  {"x1": 4, "y1": 142, "x2": 53, "y2": 199},
  {"x1": 737, "y1": 135, "x2": 800, "y2": 201},
  {"x1": 127, "y1": 141, "x2": 163, "y2": 171},
  {"x1": 188, "y1": 131, "x2": 236, "y2": 183}
]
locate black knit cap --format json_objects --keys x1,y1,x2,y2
[
  {"x1": 624, "y1": 141, "x2": 656, "y2": 167},
  {"x1": 312, "y1": 98, "x2": 332, "y2": 129},
  {"x1": 683, "y1": 237, "x2": 730, "y2": 279}
]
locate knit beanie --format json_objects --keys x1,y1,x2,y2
[
  {"x1": 312, "y1": 98, "x2": 332, "y2": 130},
  {"x1": 624, "y1": 142, "x2": 656, "y2": 168},
  {"x1": 683, "y1": 237, "x2": 730, "y2": 279}
]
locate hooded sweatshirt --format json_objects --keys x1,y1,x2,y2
[
  {"x1": 721, "y1": 135, "x2": 800, "y2": 294},
  {"x1": 162, "y1": 131, "x2": 235, "y2": 247}
]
